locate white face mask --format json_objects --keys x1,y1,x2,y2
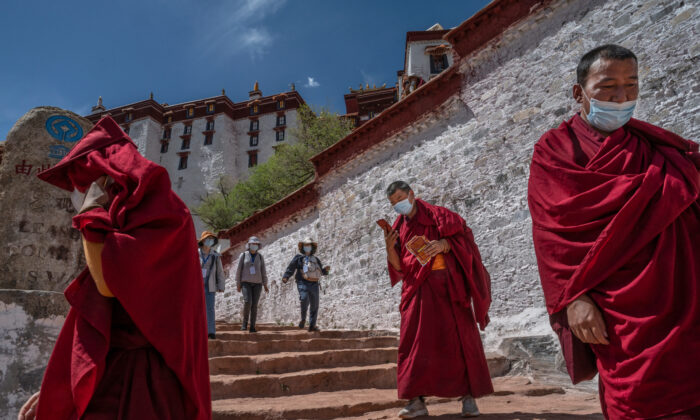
[
  {"x1": 582, "y1": 90, "x2": 637, "y2": 132},
  {"x1": 303, "y1": 245, "x2": 313, "y2": 254},
  {"x1": 393, "y1": 197, "x2": 413, "y2": 215},
  {"x1": 249, "y1": 244, "x2": 259, "y2": 252},
  {"x1": 70, "y1": 189, "x2": 86, "y2": 212}
]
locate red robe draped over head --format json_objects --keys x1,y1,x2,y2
[
  {"x1": 388, "y1": 199, "x2": 493, "y2": 400},
  {"x1": 35, "y1": 116, "x2": 211, "y2": 419},
  {"x1": 528, "y1": 114, "x2": 700, "y2": 419}
]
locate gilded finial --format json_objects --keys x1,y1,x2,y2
[
  {"x1": 222, "y1": 88, "x2": 226, "y2": 95},
  {"x1": 97, "y1": 96, "x2": 103, "y2": 106},
  {"x1": 254, "y1": 81, "x2": 259, "y2": 91},
  {"x1": 149, "y1": 92, "x2": 154, "y2": 100}
]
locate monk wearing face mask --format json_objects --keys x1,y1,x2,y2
[
  {"x1": 382, "y1": 181, "x2": 493, "y2": 419},
  {"x1": 528, "y1": 44, "x2": 700, "y2": 419},
  {"x1": 18, "y1": 116, "x2": 211, "y2": 420}
]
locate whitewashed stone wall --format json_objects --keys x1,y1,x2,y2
[{"x1": 217, "y1": 0, "x2": 699, "y2": 353}]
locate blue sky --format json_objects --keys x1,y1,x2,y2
[{"x1": 0, "y1": 0, "x2": 491, "y2": 140}]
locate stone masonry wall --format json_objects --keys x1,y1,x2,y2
[{"x1": 216, "y1": 0, "x2": 699, "y2": 353}]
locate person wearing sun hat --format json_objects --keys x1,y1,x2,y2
[
  {"x1": 282, "y1": 237, "x2": 331, "y2": 332},
  {"x1": 198, "y1": 231, "x2": 226, "y2": 339},
  {"x1": 234, "y1": 236, "x2": 269, "y2": 333}
]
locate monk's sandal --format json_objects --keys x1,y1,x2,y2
[
  {"x1": 398, "y1": 397, "x2": 428, "y2": 419},
  {"x1": 460, "y1": 395, "x2": 480, "y2": 417}
]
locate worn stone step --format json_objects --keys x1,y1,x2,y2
[
  {"x1": 213, "y1": 329, "x2": 397, "y2": 342},
  {"x1": 209, "y1": 347, "x2": 398, "y2": 375},
  {"x1": 208, "y1": 336, "x2": 399, "y2": 357},
  {"x1": 215, "y1": 323, "x2": 300, "y2": 332},
  {"x1": 210, "y1": 364, "x2": 397, "y2": 400},
  {"x1": 211, "y1": 389, "x2": 404, "y2": 420}
]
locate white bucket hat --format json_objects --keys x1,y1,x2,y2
[{"x1": 246, "y1": 236, "x2": 262, "y2": 250}]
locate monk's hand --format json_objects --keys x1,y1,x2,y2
[
  {"x1": 236, "y1": 284, "x2": 242, "y2": 293},
  {"x1": 384, "y1": 229, "x2": 399, "y2": 250},
  {"x1": 424, "y1": 239, "x2": 448, "y2": 257},
  {"x1": 18, "y1": 391, "x2": 40, "y2": 420},
  {"x1": 264, "y1": 284, "x2": 269, "y2": 293},
  {"x1": 566, "y1": 294, "x2": 610, "y2": 345}
]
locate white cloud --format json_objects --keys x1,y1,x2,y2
[
  {"x1": 198, "y1": 0, "x2": 287, "y2": 60},
  {"x1": 305, "y1": 77, "x2": 320, "y2": 88}
]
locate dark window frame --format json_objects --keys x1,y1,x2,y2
[
  {"x1": 204, "y1": 134, "x2": 213, "y2": 145},
  {"x1": 250, "y1": 135, "x2": 259, "y2": 147},
  {"x1": 178, "y1": 155, "x2": 188, "y2": 170},
  {"x1": 160, "y1": 142, "x2": 169, "y2": 153},
  {"x1": 181, "y1": 138, "x2": 190, "y2": 150},
  {"x1": 276, "y1": 130, "x2": 285, "y2": 142},
  {"x1": 248, "y1": 152, "x2": 258, "y2": 168}
]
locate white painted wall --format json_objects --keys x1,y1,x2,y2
[
  {"x1": 217, "y1": 0, "x2": 700, "y2": 355},
  {"x1": 406, "y1": 39, "x2": 455, "y2": 82},
  {"x1": 124, "y1": 108, "x2": 299, "y2": 234}
]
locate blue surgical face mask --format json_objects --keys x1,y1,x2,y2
[
  {"x1": 204, "y1": 238, "x2": 215, "y2": 247},
  {"x1": 393, "y1": 198, "x2": 413, "y2": 215},
  {"x1": 583, "y1": 90, "x2": 636, "y2": 133},
  {"x1": 303, "y1": 245, "x2": 313, "y2": 254},
  {"x1": 249, "y1": 244, "x2": 259, "y2": 252}
]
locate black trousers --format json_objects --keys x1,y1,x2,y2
[{"x1": 241, "y1": 282, "x2": 263, "y2": 328}]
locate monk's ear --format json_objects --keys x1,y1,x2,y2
[{"x1": 573, "y1": 84, "x2": 584, "y2": 104}]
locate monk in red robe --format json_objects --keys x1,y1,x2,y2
[
  {"x1": 18, "y1": 116, "x2": 211, "y2": 419},
  {"x1": 528, "y1": 44, "x2": 700, "y2": 419},
  {"x1": 382, "y1": 181, "x2": 493, "y2": 418}
]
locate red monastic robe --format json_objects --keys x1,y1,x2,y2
[
  {"x1": 528, "y1": 114, "x2": 700, "y2": 419},
  {"x1": 389, "y1": 199, "x2": 493, "y2": 400},
  {"x1": 35, "y1": 116, "x2": 212, "y2": 419}
]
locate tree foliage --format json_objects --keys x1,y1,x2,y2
[{"x1": 195, "y1": 105, "x2": 353, "y2": 231}]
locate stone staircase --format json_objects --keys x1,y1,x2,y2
[{"x1": 209, "y1": 322, "x2": 511, "y2": 420}]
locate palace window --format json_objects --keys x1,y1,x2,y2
[
  {"x1": 160, "y1": 142, "x2": 169, "y2": 153},
  {"x1": 248, "y1": 151, "x2": 258, "y2": 168},
  {"x1": 276, "y1": 130, "x2": 285, "y2": 142},
  {"x1": 125, "y1": 113, "x2": 133, "y2": 122},
  {"x1": 430, "y1": 54, "x2": 449, "y2": 74},
  {"x1": 206, "y1": 103, "x2": 215, "y2": 114},
  {"x1": 183, "y1": 125, "x2": 192, "y2": 135},
  {"x1": 186, "y1": 107, "x2": 195, "y2": 118},
  {"x1": 178, "y1": 155, "x2": 188, "y2": 170},
  {"x1": 162, "y1": 128, "x2": 171, "y2": 139},
  {"x1": 250, "y1": 120, "x2": 259, "y2": 131},
  {"x1": 277, "y1": 99, "x2": 285, "y2": 110},
  {"x1": 206, "y1": 120, "x2": 215, "y2": 131},
  {"x1": 166, "y1": 115, "x2": 173, "y2": 124},
  {"x1": 250, "y1": 135, "x2": 258, "y2": 147},
  {"x1": 250, "y1": 104, "x2": 259, "y2": 115},
  {"x1": 276, "y1": 115, "x2": 286, "y2": 126},
  {"x1": 181, "y1": 138, "x2": 190, "y2": 150},
  {"x1": 204, "y1": 134, "x2": 213, "y2": 145}
]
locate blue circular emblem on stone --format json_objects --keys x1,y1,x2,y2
[{"x1": 45, "y1": 115, "x2": 83, "y2": 143}]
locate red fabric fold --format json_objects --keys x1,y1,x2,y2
[
  {"x1": 36, "y1": 116, "x2": 211, "y2": 419},
  {"x1": 528, "y1": 114, "x2": 700, "y2": 418},
  {"x1": 389, "y1": 199, "x2": 493, "y2": 399},
  {"x1": 389, "y1": 199, "x2": 491, "y2": 329}
]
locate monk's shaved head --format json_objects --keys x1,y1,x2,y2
[
  {"x1": 577, "y1": 44, "x2": 637, "y2": 86},
  {"x1": 386, "y1": 181, "x2": 412, "y2": 197}
]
